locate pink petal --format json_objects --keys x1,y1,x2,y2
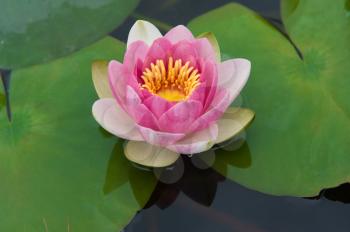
[
  {"x1": 189, "y1": 88, "x2": 230, "y2": 132},
  {"x1": 166, "y1": 123, "x2": 218, "y2": 154},
  {"x1": 199, "y1": 60, "x2": 218, "y2": 111},
  {"x1": 123, "y1": 41, "x2": 149, "y2": 73},
  {"x1": 127, "y1": 20, "x2": 162, "y2": 47},
  {"x1": 108, "y1": 60, "x2": 129, "y2": 109},
  {"x1": 158, "y1": 100, "x2": 203, "y2": 133},
  {"x1": 171, "y1": 40, "x2": 198, "y2": 67},
  {"x1": 188, "y1": 59, "x2": 217, "y2": 104},
  {"x1": 189, "y1": 84, "x2": 206, "y2": 103},
  {"x1": 143, "y1": 95, "x2": 175, "y2": 118},
  {"x1": 124, "y1": 86, "x2": 159, "y2": 130},
  {"x1": 137, "y1": 125, "x2": 185, "y2": 147},
  {"x1": 108, "y1": 61, "x2": 144, "y2": 108},
  {"x1": 218, "y1": 58, "x2": 251, "y2": 102},
  {"x1": 92, "y1": 98, "x2": 143, "y2": 141},
  {"x1": 164, "y1": 25, "x2": 195, "y2": 44},
  {"x1": 143, "y1": 38, "x2": 172, "y2": 69},
  {"x1": 194, "y1": 38, "x2": 217, "y2": 62}
]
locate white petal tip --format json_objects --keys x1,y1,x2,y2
[
  {"x1": 92, "y1": 99, "x2": 143, "y2": 141},
  {"x1": 235, "y1": 58, "x2": 251, "y2": 71},
  {"x1": 127, "y1": 20, "x2": 162, "y2": 47},
  {"x1": 92, "y1": 98, "x2": 113, "y2": 125},
  {"x1": 92, "y1": 61, "x2": 113, "y2": 99},
  {"x1": 215, "y1": 107, "x2": 255, "y2": 144}
]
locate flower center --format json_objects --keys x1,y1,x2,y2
[{"x1": 141, "y1": 57, "x2": 200, "y2": 102}]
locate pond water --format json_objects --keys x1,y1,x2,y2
[{"x1": 110, "y1": 0, "x2": 350, "y2": 231}]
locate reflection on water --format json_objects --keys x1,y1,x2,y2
[
  {"x1": 124, "y1": 156, "x2": 350, "y2": 232},
  {"x1": 146, "y1": 157, "x2": 225, "y2": 209},
  {"x1": 106, "y1": 137, "x2": 350, "y2": 232}
]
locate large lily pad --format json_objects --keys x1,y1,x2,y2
[
  {"x1": 188, "y1": 1, "x2": 350, "y2": 196},
  {"x1": 0, "y1": 37, "x2": 156, "y2": 231},
  {"x1": 0, "y1": 0, "x2": 139, "y2": 69}
]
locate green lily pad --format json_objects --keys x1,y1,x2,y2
[
  {"x1": 0, "y1": 0, "x2": 139, "y2": 69},
  {"x1": 188, "y1": 2, "x2": 350, "y2": 196},
  {"x1": 0, "y1": 37, "x2": 156, "y2": 231}
]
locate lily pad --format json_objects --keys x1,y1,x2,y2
[
  {"x1": 0, "y1": 37, "x2": 156, "y2": 231},
  {"x1": 0, "y1": 0, "x2": 139, "y2": 69},
  {"x1": 188, "y1": 2, "x2": 350, "y2": 196}
]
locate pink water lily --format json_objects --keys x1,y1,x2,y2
[{"x1": 92, "y1": 20, "x2": 254, "y2": 167}]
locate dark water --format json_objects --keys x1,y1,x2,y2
[
  {"x1": 125, "y1": 158, "x2": 350, "y2": 232},
  {"x1": 110, "y1": 0, "x2": 350, "y2": 231}
]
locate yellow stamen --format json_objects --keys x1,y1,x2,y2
[{"x1": 141, "y1": 57, "x2": 201, "y2": 102}]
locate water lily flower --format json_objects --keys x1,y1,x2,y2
[{"x1": 92, "y1": 20, "x2": 254, "y2": 167}]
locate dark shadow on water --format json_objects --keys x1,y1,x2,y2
[
  {"x1": 123, "y1": 140, "x2": 350, "y2": 232},
  {"x1": 307, "y1": 183, "x2": 350, "y2": 204},
  {"x1": 126, "y1": 167, "x2": 350, "y2": 232},
  {"x1": 142, "y1": 138, "x2": 251, "y2": 210},
  {"x1": 324, "y1": 183, "x2": 350, "y2": 203},
  {"x1": 144, "y1": 157, "x2": 225, "y2": 209}
]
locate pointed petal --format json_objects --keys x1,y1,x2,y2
[
  {"x1": 164, "y1": 25, "x2": 195, "y2": 43},
  {"x1": 108, "y1": 60, "x2": 129, "y2": 107},
  {"x1": 189, "y1": 87, "x2": 230, "y2": 132},
  {"x1": 215, "y1": 107, "x2": 255, "y2": 144},
  {"x1": 124, "y1": 86, "x2": 159, "y2": 130},
  {"x1": 92, "y1": 61, "x2": 113, "y2": 98},
  {"x1": 143, "y1": 38, "x2": 172, "y2": 68},
  {"x1": 125, "y1": 141, "x2": 180, "y2": 167},
  {"x1": 200, "y1": 60, "x2": 218, "y2": 111},
  {"x1": 218, "y1": 58, "x2": 251, "y2": 102},
  {"x1": 143, "y1": 95, "x2": 175, "y2": 118},
  {"x1": 167, "y1": 123, "x2": 218, "y2": 154},
  {"x1": 92, "y1": 98, "x2": 143, "y2": 141},
  {"x1": 171, "y1": 40, "x2": 198, "y2": 66},
  {"x1": 108, "y1": 61, "x2": 145, "y2": 109},
  {"x1": 197, "y1": 32, "x2": 221, "y2": 62},
  {"x1": 124, "y1": 41, "x2": 149, "y2": 72},
  {"x1": 127, "y1": 20, "x2": 162, "y2": 47},
  {"x1": 158, "y1": 100, "x2": 203, "y2": 133}
]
